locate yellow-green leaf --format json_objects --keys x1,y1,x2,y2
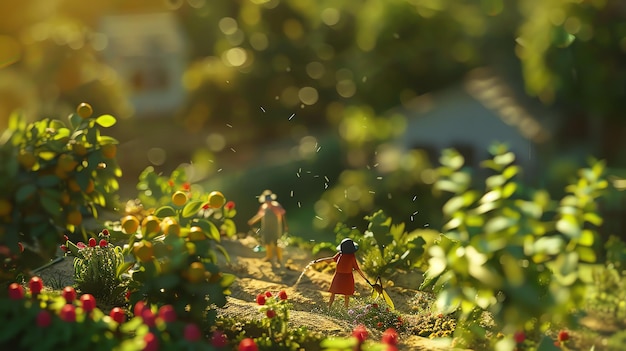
[{"x1": 95, "y1": 114, "x2": 117, "y2": 128}]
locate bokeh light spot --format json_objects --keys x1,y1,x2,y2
[
  {"x1": 223, "y1": 47, "x2": 247, "y2": 67},
  {"x1": 283, "y1": 19, "x2": 304, "y2": 40},
  {"x1": 250, "y1": 33, "x2": 268, "y2": 51},
  {"x1": 147, "y1": 148, "x2": 167, "y2": 166},
  {"x1": 298, "y1": 87, "x2": 319, "y2": 105},
  {"x1": 321, "y1": 8, "x2": 340, "y2": 26},
  {"x1": 306, "y1": 61, "x2": 325, "y2": 79},
  {"x1": 219, "y1": 17, "x2": 239, "y2": 35},
  {"x1": 336, "y1": 80, "x2": 356, "y2": 98}
]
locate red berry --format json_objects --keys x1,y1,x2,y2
[
  {"x1": 62, "y1": 286, "x2": 76, "y2": 303},
  {"x1": 211, "y1": 330, "x2": 228, "y2": 347},
  {"x1": 142, "y1": 308, "x2": 156, "y2": 328},
  {"x1": 18, "y1": 242, "x2": 23, "y2": 252},
  {"x1": 110, "y1": 307, "x2": 126, "y2": 323},
  {"x1": 36, "y1": 310, "x2": 52, "y2": 327},
  {"x1": 76, "y1": 242, "x2": 86, "y2": 249},
  {"x1": 158, "y1": 305, "x2": 176, "y2": 323},
  {"x1": 255, "y1": 293, "x2": 266, "y2": 305},
  {"x1": 381, "y1": 328, "x2": 399, "y2": 345},
  {"x1": 184, "y1": 323, "x2": 202, "y2": 341},
  {"x1": 352, "y1": 324, "x2": 368, "y2": 343},
  {"x1": 60, "y1": 304, "x2": 76, "y2": 322},
  {"x1": 88, "y1": 238, "x2": 97, "y2": 247},
  {"x1": 143, "y1": 332, "x2": 159, "y2": 351},
  {"x1": 514, "y1": 331, "x2": 526, "y2": 344},
  {"x1": 265, "y1": 309, "x2": 276, "y2": 318},
  {"x1": 238, "y1": 338, "x2": 259, "y2": 351},
  {"x1": 225, "y1": 201, "x2": 235, "y2": 210},
  {"x1": 278, "y1": 290, "x2": 288, "y2": 300},
  {"x1": 558, "y1": 330, "x2": 570, "y2": 342},
  {"x1": 8, "y1": 283, "x2": 24, "y2": 300},
  {"x1": 29, "y1": 277, "x2": 44, "y2": 295},
  {"x1": 265, "y1": 291, "x2": 272, "y2": 297},
  {"x1": 99, "y1": 239, "x2": 108, "y2": 248},
  {"x1": 377, "y1": 322, "x2": 383, "y2": 328},
  {"x1": 134, "y1": 301, "x2": 149, "y2": 317},
  {"x1": 80, "y1": 294, "x2": 97, "y2": 312},
  {"x1": 60, "y1": 244, "x2": 68, "y2": 252}
]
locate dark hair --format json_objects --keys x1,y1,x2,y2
[{"x1": 336, "y1": 238, "x2": 358, "y2": 254}]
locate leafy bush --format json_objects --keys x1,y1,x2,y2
[
  {"x1": 0, "y1": 103, "x2": 121, "y2": 281},
  {"x1": 114, "y1": 170, "x2": 237, "y2": 330},
  {"x1": 422, "y1": 144, "x2": 608, "y2": 348}
]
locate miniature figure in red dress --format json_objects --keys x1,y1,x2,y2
[{"x1": 314, "y1": 238, "x2": 367, "y2": 309}]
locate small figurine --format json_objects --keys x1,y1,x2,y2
[
  {"x1": 248, "y1": 190, "x2": 288, "y2": 267},
  {"x1": 314, "y1": 238, "x2": 368, "y2": 309}
]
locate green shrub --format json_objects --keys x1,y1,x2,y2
[
  {"x1": 0, "y1": 104, "x2": 121, "y2": 282},
  {"x1": 422, "y1": 144, "x2": 608, "y2": 348}
]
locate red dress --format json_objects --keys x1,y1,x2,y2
[{"x1": 328, "y1": 253, "x2": 360, "y2": 295}]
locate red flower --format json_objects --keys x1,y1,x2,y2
[
  {"x1": 352, "y1": 324, "x2": 368, "y2": 343},
  {"x1": 278, "y1": 290, "x2": 288, "y2": 300},
  {"x1": 202, "y1": 204, "x2": 210, "y2": 210},
  {"x1": 99, "y1": 239, "x2": 108, "y2": 248},
  {"x1": 372, "y1": 303, "x2": 379, "y2": 309},
  {"x1": 110, "y1": 307, "x2": 126, "y2": 323},
  {"x1": 88, "y1": 237, "x2": 97, "y2": 247},
  {"x1": 167, "y1": 179, "x2": 174, "y2": 187},
  {"x1": 514, "y1": 331, "x2": 526, "y2": 344},
  {"x1": 158, "y1": 305, "x2": 176, "y2": 323},
  {"x1": 60, "y1": 304, "x2": 76, "y2": 322},
  {"x1": 558, "y1": 330, "x2": 569, "y2": 342},
  {"x1": 377, "y1": 322, "x2": 383, "y2": 328},
  {"x1": 101, "y1": 229, "x2": 110, "y2": 236},
  {"x1": 29, "y1": 277, "x2": 44, "y2": 295},
  {"x1": 224, "y1": 201, "x2": 235, "y2": 210},
  {"x1": 143, "y1": 332, "x2": 159, "y2": 351},
  {"x1": 8, "y1": 283, "x2": 24, "y2": 300},
  {"x1": 266, "y1": 309, "x2": 276, "y2": 318},
  {"x1": 76, "y1": 242, "x2": 86, "y2": 249},
  {"x1": 238, "y1": 338, "x2": 259, "y2": 351},
  {"x1": 62, "y1": 286, "x2": 76, "y2": 303},
  {"x1": 80, "y1": 294, "x2": 97, "y2": 312},
  {"x1": 256, "y1": 293, "x2": 266, "y2": 305},
  {"x1": 265, "y1": 291, "x2": 272, "y2": 297},
  {"x1": 36, "y1": 310, "x2": 51, "y2": 327},
  {"x1": 211, "y1": 330, "x2": 228, "y2": 347},
  {"x1": 60, "y1": 244, "x2": 68, "y2": 252},
  {"x1": 182, "y1": 182, "x2": 191, "y2": 191},
  {"x1": 184, "y1": 323, "x2": 202, "y2": 341},
  {"x1": 382, "y1": 328, "x2": 399, "y2": 345},
  {"x1": 64, "y1": 235, "x2": 69, "y2": 241}
]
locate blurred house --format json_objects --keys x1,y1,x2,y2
[
  {"x1": 397, "y1": 67, "x2": 555, "y2": 180},
  {"x1": 99, "y1": 12, "x2": 188, "y2": 117}
]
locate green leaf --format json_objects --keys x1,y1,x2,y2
[
  {"x1": 95, "y1": 114, "x2": 117, "y2": 128},
  {"x1": 493, "y1": 151, "x2": 515, "y2": 166},
  {"x1": 116, "y1": 261, "x2": 134, "y2": 278},
  {"x1": 37, "y1": 175, "x2": 61, "y2": 187},
  {"x1": 576, "y1": 246, "x2": 597, "y2": 263},
  {"x1": 556, "y1": 214, "x2": 581, "y2": 238},
  {"x1": 182, "y1": 200, "x2": 203, "y2": 218},
  {"x1": 484, "y1": 216, "x2": 512, "y2": 233},
  {"x1": 16, "y1": 184, "x2": 37, "y2": 203},
  {"x1": 583, "y1": 212, "x2": 603, "y2": 226},
  {"x1": 220, "y1": 272, "x2": 236, "y2": 288},
  {"x1": 154, "y1": 206, "x2": 177, "y2": 218},
  {"x1": 40, "y1": 194, "x2": 61, "y2": 217}
]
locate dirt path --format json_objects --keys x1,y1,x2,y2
[{"x1": 218, "y1": 236, "x2": 467, "y2": 350}]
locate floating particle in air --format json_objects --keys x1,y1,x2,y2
[
  {"x1": 424, "y1": 224, "x2": 429, "y2": 227},
  {"x1": 230, "y1": 148, "x2": 236, "y2": 153},
  {"x1": 298, "y1": 201, "x2": 301, "y2": 208},
  {"x1": 315, "y1": 216, "x2": 323, "y2": 221},
  {"x1": 412, "y1": 195, "x2": 417, "y2": 201},
  {"x1": 217, "y1": 168, "x2": 223, "y2": 172},
  {"x1": 290, "y1": 190, "x2": 294, "y2": 197},
  {"x1": 260, "y1": 106, "x2": 266, "y2": 113},
  {"x1": 369, "y1": 191, "x2": 375, "y2": 194},
  {"x1": 333, "y1": 204, "x2": 342, "y2": 212},
  {"x1": 376, "y1": 176, "x2": 383, "y2": 180},
  {"x1": 226, "y1": 123, "x2": 233, "y2": 128},
  {"x1": 324, "y1": 176, "x2": 330, "y2": 182},
  {"x1": 289, "y1": 113, "x2": 295, "y2": 120}
]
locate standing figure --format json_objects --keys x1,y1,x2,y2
[
  {"x1": 248, "y1": 190, "x2": 288, "y2": 267},
  {"x1": 314, "y1": 238, "x2": 368, "y2": 309}
]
